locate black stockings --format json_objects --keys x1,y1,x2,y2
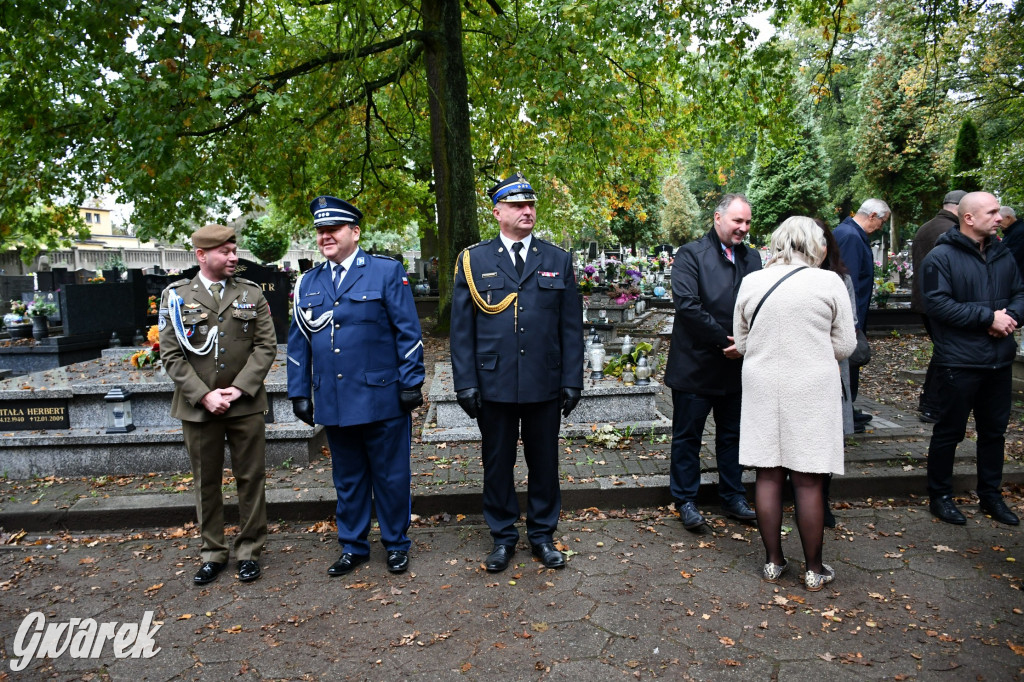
[{"x1": 754, "y1": 467, "x2": 826, "y2": 573}]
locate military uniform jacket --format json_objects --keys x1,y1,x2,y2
[
  {"x1": 286, "y1": 249, "x2": 425, "y2": 428},
  {"x1": 450, "y1": 236, "x2": 584, "y2": 403},
  {"x1": 159, "y1": 275, "x2": 277, "y2": 422}
]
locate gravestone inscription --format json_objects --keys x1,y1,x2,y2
[{"x1": 0, "y1": 398, "x2": 70, "y2": 430}]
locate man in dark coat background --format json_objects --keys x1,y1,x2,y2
[
  {"x1": 921, "y1": 191, "x2": 1024, "y2": 527},
  {"x1": 664, "y1": 193, "x2": 761, "y2": 531},
  {"x1": 834, "y1": 198, "x2": 891, "y2": 428},
  {"x1": 911, "y1": 190, "x2": 966, "y2": 423},
  {"x1": 450, "y1": 172, "x2": 584, "y2": 573}
]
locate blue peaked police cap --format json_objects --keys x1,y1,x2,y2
[
  {"x1": 310, "y1": 195, "x2": 363, "y2": 227},
  {"x1": 487, "y1": 172, "x2": 537, "y2": 205}
]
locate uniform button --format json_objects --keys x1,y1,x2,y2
[
  {"x1": 337, "y1": 373, "x2": 343, "y2": 379},
  {"x1": 519, "y1": 306, "x2": 524, "y2": 311},
  {"x1": 219, "y1": 363, "x2": 225, "y2": 369},
  {"x1": 520, "y1": 328, "x2": 525, "y2": 333},
  {"x1": 335, "y1": 323, "x2": 341, "y2": 328},
  {"x1": 219, "y1": 331, "x2": 225, "y2": 337},
  {"x1": 334, "y1": 348, "x2": 340, "y2": 354},
  {"x1": 334, "y1": 301, "x2": 339, "y2": 306},
  {"x1": 218, "y1": 316, "x2": 224, "y2": 322},
  {"x1": 520, "y1": 349, "x2": 525, "y2": 355},
  {"x1": 518, "y1": 286, "x2": 523, "y2": 291}
]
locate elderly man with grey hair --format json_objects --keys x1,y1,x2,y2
[
  {"x1": 834, "y1": 198, "x2": 891, "y2": 426},
  {"x1": 999, "y1": 206, "x2": 1024, "y2": 275}
]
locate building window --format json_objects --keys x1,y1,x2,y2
[{"x1": 85, "y1": 212, "x2": 93, "y2": 223}]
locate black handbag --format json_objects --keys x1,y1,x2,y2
[{"x1": 850, "y1": 328, "x2": 871, "y2": 367}]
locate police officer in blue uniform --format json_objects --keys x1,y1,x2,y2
[
  {"x1": 450, "y1": 172, "x2": 584, "y2": 572},
  {"x1": 287, "y1": 196, "x2": 425, "y2": 576}
]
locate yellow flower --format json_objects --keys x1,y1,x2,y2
[{"x1": 147, "y1": 325, "x2": 160, "y2": 345}]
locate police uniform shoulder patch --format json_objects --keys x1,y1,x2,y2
[
  {"x1": 467, "y1": 239, "x2": 489, "y2": 250},
  {"x1": 371, "y1": 253, "x2": 397, "y2": 261}
]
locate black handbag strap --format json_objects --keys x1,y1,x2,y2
[{"x1": 749, "y1": 266, "x2": 808, "y2": 329}]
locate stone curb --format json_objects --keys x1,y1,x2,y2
[{"x1": 4, "y1": 463, "x2": 1022, "y2": 532}]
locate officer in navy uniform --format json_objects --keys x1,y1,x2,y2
[
  {"x1": 450, "y1": 172, "x2": 584, "y2": 572},
  {"x1": 158, "y1": 223, "x2": 277, "y2": 586},
  {"x1": 287, "y1": 196, "x2": 425, "y2": 576}
]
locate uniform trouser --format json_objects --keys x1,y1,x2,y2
[
  {"x1": 324, "y1": 414, "x2": 412, "y2": 556},
  {"x1": 669, "y1": 390, "x2": 745, "y2": 504},
  {"x1": 182, "y1": 412, "x2": 267, "y2": 564},
  {"x1": 918, "y1": 315, "x2": 941, "y2": 414},
  {"x1": 927, "y1": 366, "x2": 1010, "y2": 500},
  {"x1": 477, "y1": 399, "x2": 561, "y2": 546}
]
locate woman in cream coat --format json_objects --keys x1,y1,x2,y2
[{"x1": 734, "y1": 216, "x2": 857, "y2": 591}]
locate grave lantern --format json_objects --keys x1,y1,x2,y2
[
  {"x1": 636, "y1": 351, "x2": 652, "y2": 386},
  {"x1": 104, "y1": 387, "x2": 135, "y2": 433},
  {"x1": 589, "y1": 342, "x2": 606, "y2": 381}
]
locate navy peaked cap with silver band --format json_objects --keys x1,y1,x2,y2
[
  {"x1": 310, "y1": 195, "x2": 363, "y2": 227},
  {"x1": 487, "y1": 172, "x2": 537, "y2": 205}
]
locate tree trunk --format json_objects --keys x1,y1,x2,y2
[{"x1": 422, "y1": 0, "x2": 480, "y2": 332}]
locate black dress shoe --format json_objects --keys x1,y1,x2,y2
[
  {"x1": 193, "y1": 561, "x2": 226, "y2": 585},
  {"x1": 387, "y1": 550, "x2": 409, "y2": 573},
  {"x1": 237, "y1": 560, "x2": 261, "y2": 582},
  {"x1": 722, "y1": 498, "x2": 757, "y2": 522},
  {"x1": 531, "y1": 542, "x2": 566, "y2": 569},
  {"x1": 853, "y1": 410, "x2": 872, "y2": 425},
  {"x1": 676, "y1": 501, "x2": 707, "y2": 530},
  {"x1": 328, "y1": 552, "x2": 369, "y2": 576},
  {"x1": 979, "y1": 496, "x2": 1020, "y2": 526},
  {"x1": 484, "y1": 544, "x2": 516, "y2": 573},
  {"x1": 919, "y1": 411, "x2": 939, "y2": 424},
  {"x1": 930, "y1": 495, "x2": 966, "y2": 525}
]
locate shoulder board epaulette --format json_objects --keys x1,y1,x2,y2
[
  {"x1": 233, "y1": 277, "x2": 257, "y2": 286},
  {"x1": 371, "y1": 254, "x2": 397, "y2": 261},
  {"x1": 467, "y1": 239, "x2": 490, "y2": 250},
  {"x1": 168, "y1": 278, "x2": 190, "y2": 289}
]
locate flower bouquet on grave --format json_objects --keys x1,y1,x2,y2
[
  {"x1": 607, "y1": 283, "x2": 640, "y2": 306},
  {"x1": 129, "y1": 325, "x2": 161, "y2": 368}
]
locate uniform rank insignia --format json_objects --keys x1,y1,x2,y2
[
  {"x1": 356, "y1": 256, "x2": 365, "y2": 267},
  {"x1": 234, "y1": 302, "x2": 256, "y2": 309},
  {"x1": 481, "y1": 272, "x2": 498, "y2": 278},
  {"x1": 539, "y1": 271, "x2": 560, "y2": 277}
]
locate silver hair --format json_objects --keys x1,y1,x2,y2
[
  {"x1": 714, "y1": 193, "x2": 749, "y2": 216},
  {"x1": 767, "y1": 216, "x2": 826, "y2": 267},
  {"x1": 856, "y1": 198, "x2": 891, "y2": 219},
  {"x1": 1001, "y1": 206, "x2": 1017, "y2": 220}
]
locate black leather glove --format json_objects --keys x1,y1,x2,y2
[
  {"x1": 456, "y1": 387, "x2": 482, "y2": 420},
  {"x1": 291, "y1": 397, "x2": 315, "y2": 426},
  {"x1": 561, "y1": 387, "x2": 582, "y2": 417},
  {"x1": 399, "y1": 385, "x2": 424, "y2": 413}
]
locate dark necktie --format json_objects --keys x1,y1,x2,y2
[
  {"x1": 333, "y1": 264, "x2": 345, "y2": 290},
  {"x1": 512, "y1": 242, "x2": 525, "y2": 277},
  {"x1": 210, "y1": 282, "x2": 223, "y2": 307}
]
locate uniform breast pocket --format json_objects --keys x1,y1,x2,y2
[
  {"x1": 349, "y1": 290, "x2": 383, "y2": 324},
  {"x1": 300, "y1": 292, "x2": 325, "y2": 319},
  {"x1": 537, "y1": 276, "x2": 565, "y2": 307},
  {"x1": 231, "y1": 307, "x2": 258, "y2": 337},
  {"x1": 179, "y1": 311, "x2": 208, "y2": 336}
]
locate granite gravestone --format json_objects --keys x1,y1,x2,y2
[
  {"x1": 36, "y1": 269, "x2": 77, "y2": 294},
  {"x1": 182, "y1": 258, "x2": 291, "y2": 343},
  {"x1": 60, "y1": 282, "x2": 143, "y2": 342},
  {"x1": 0, "y1": 276, "x2": 33, "y2": 316}
]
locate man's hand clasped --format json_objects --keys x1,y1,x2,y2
[
  {"x1": 200, "y1": 387, "x2": 242, "y2": 415},
  {"x1": 399, "y1": 386, "x2": 424, "y2": 413}
]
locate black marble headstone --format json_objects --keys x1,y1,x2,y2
[
  {"x1": 0, "y1": 276, "x2": 33, "y2": 315},
  {"x1": 182, "y1": 259, "x2": 292, "y2": 343},
  {"x1": 36, "y1": 269, "x2": 77, "y2": 293},
  {"x1": 298, "y1": 258, "x2": 314, "y2": 273},
  {"x1": 587, "y1": 242, "x2": 599, "y2": 260},
  {"x1": 60, "y1": 282, "x2": 143, "y2": 340}
]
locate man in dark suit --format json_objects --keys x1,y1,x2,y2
[
  {"x1": 287, "y1": 196, "x2": 425, "y2": 576},
  {"x1": 450, "y1": 172, "x2": 584, "y2": 572},
  {"x1": 159, "y1": 224, "x2": 277, "y2": 585},
  {"x1": 911, "y1": 190, "x2": 965, "y2": 423},
  {"x1": 664, "y1": 194, "x2": 761, "y2": 530}
]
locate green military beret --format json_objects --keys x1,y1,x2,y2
[{"x1": 191, "y1": 223, "x2": 237, "y2": 250}]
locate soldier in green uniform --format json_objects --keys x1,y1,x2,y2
[{"x1": 158, "y1": 224, "x2": 277, "y2": 585}]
